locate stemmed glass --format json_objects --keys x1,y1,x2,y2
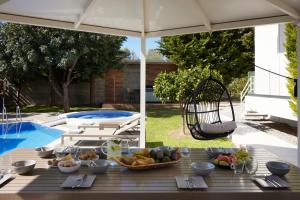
[
  {"x1": 245, "y1": 157, "x2": 258, "y2": 175},
  {"x1": 180, "y1": 147, "x2": 191, "y2": 168}
]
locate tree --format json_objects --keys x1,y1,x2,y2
[
  {"x1": 146, "y1": 49, "x2": 165, "y2": 61},
  {"x1": 285, "y1": 23, "x2": 297, "y2": 115},
  {"x1": 0, "y1": 23, "x2": 127, "y2": 112},
  {"x1": 123, "y1": 48, "x2": 138, "y2": 61},
  {"x1": 78, "y1": 38, "x2": 129, "y2": 105},
  {"x1": 0, "y1": 23, "x2": 38, "y2": 105},
  {"x1": 153, "y1": 66, "x2": 222, "y2": 133},
  {"x1": 158, "y1": 28, "x2": 254, "y2": 84}
]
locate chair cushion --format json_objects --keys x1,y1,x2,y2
[
  {"x1": 66, "y1": 128, "x2": 84, "y2": 134},
  {"x1": 199, "y1": 121, "x2": 237, "y2": 134}
]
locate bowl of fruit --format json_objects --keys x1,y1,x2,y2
[
  {"x1": 58, "y1": 160, "x2": 81, "y2": 173},
  {"x1": 78, "y1": 150, "x2": 99, "y2": 166},
  {"x1": 113, "y1": 147, "x2": 181, "y2": 170}
]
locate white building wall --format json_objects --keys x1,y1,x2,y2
[
  {"x1": 254, "y1": 24, "x2": 289, "y2": 96},
  {"x1": 246, "y1": 23, "x2": 297, "y2": 124}
]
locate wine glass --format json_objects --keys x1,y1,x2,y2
[
  {"x1": 245, "y1": 157, "x2": 258, "y2": 175},
  {"x1": 180, "y1": 147, "x2": 191, "y2": 167}
]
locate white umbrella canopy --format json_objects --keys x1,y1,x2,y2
[
  {"x1": 0, "y1": 0, "x2": 299, "y2": 37},
  {"x1": 0, "y1": 0, "x2": 300, "y2": 164}
]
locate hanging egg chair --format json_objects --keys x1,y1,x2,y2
[{"x1": 185, "y1": 76, "x2": 237, "y2": 140}]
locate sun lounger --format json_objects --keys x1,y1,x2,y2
[{"x1": 60, "y1": 114, "x2": 141, "y2": 145}]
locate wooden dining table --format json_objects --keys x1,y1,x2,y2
[{"x1": 0, "y1": 148, "x2": 299, "y2": 200}]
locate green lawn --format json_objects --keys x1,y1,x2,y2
[
  {"x1": 22, "y1": 105, "x2": 233, "y2": 148},
  {"x1": 146, "y1": 108, "x2": 234, "y2": 148}
]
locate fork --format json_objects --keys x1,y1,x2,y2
[
  {"x1": 264, "y1": 176, "x2": 279, "y2": 188},
  {"x1": 72, "y1": 175, "x2": 87, "y2": 189},
  {"x1": 184, "y1": 176, "x2": 192, "y2": 189}
]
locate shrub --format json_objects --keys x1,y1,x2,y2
[
  {"x1": 228, "y1": 76, "x2": 248, "y2": 99},
  {"x1": 285, "y1": 23, "x2": 297, "y2": 115}
]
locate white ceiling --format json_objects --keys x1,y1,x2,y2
[{"x1": 0, "y1": 0, "x2": 299, "y2": 37}]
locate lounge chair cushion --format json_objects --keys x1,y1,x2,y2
[
  {"x1": 66, "y1": 128, "x2": 84, "y2": 134},
  {"x1": 199, "y1": 121, "x2": 237, "y2": 134}
]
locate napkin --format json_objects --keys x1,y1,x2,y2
[{"x1": 175, "y1": 175, "x2": 208, "y2": 189}]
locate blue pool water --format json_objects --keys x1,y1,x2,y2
[
  {"x1": 66, "y1": 110, "x2": 134, "y2": 119},
  {"x1": 0, "y1": 122, "x2": 63, "y2": 155}
]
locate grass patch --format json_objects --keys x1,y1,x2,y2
[
  {"x1": 146, "y1": 108, "x2": 233, "y2": 148},
  {"x1": 21, "y1": 105, "x2": 233, "y2": 148}
]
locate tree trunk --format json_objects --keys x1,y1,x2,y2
[
  {"x1": 49, "y1": 86, "x2": 56, "y2": 106},
  {"x1": 89, "y1": 73, "x2": 96, "y2": 105},
  {"x1": 63, "y1": 83, "x2": 70, "y2": 113},
  {"x1": 16, "y1": 86, "x2": 21, "y2": 106},
  {"x1": 179, "y1": 100, "x2": 186, "y2": 135},
  {"x1": 49, "y1": 66, "x2": 56, "y2": 106}
]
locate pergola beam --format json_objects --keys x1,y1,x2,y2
[
  {"x1": 146, "y1": 15, "x2": 293, "y2": 38},
  {"x1": 0, "y1": 12, "x2": 141, "y2": 37},
  {"x1": 74, "y1": 0, "x2": 97, "y2": 29},
  {"x1": 194, "y1": 0, "x2": 211, "y2": 32},
  {"x1": 266, "y1": 0, "x2": 300, "y2": 20}
]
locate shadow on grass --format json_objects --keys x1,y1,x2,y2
[
  {"x1": 146, "y1": 141, "x2": 164, "y2": 148},
  {"x1": 146, "y1": 108, "x2": 180, "y2": 118}
]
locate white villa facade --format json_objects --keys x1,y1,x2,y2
[{"x1": 245, "y1": 23, "x2": 297, "y2": 126}]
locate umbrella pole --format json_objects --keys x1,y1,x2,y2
[{"x1": 140, "y1": 36, "x2": 146, "y2": 148}]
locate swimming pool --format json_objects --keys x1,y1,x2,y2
[
  {"x1": 0, "y1": 122, "x2": 63, "y2": 155},
  {"x1": 60, "y1": 110, "x2": 140, "y2": 126}
]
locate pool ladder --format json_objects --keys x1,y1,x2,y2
[
  {"x1": 1, "y1": 104, "x2": 8, "y2": 137},
  {"x1": 16, "y1": 105, "x2": 22, "y2": 135}
]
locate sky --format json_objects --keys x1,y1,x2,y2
[{"x1": 122, "y1": 37, "x2": 161, "y2": 58}]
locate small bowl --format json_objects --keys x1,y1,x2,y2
[
  {"x1": 12, "y1": 160, "x2": 36, "y2": 175},
  {"x1": 35, "y1": 147, "x2": 54, "y2": 158},
  {"x1": 79, "y1": 155, "x2": 99, "y2": 166},
  {"x1": 58, "y1": 160, "x2": 81, "y2": 173},
  {"x1": 191, "y1": 162, "x2": 215, "y2": 176},
  {"x1": 88, "y1": 159, "x2": 111, "y2": 174},
  {"x1": 266, "y1": 161, "x2": 290, "y2": 176}
]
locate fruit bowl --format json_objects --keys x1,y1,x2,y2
[
  {"x1": 58, "y1": 160, "x2": 81, "y2": 173},
  {"x1": 113, "y1": 147, "x2": 181, "y2": 170},
  {"x1": 79, "y1": 155, "x2": 99, "y2": 166},
  {"x1": 113, "y1": 157, "x2": 181, "y2": 170}
]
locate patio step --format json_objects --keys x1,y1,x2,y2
[{"x1": 243, "y1": 112, "x2": 268, "y2": 120}]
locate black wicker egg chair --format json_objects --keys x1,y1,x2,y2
[{"x1": 184, "y1": 76, "x2": 237, "y2": 140}]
